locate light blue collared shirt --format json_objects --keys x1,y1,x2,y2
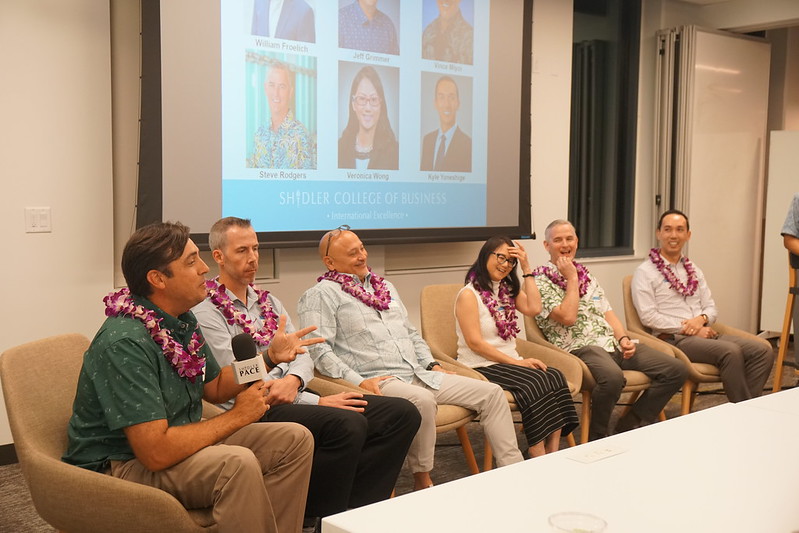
[
  {"x1": 298, "y1": 273, "x2": 442, "y2": 389},
  {"x1": 193, "y1": 285, "x2": 317, "y2": 410}
]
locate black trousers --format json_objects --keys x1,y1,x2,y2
[{"x1": 262, "y1": 394, "x2": 420, "y2": 517}]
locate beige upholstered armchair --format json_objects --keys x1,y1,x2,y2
[
  {"x1": 622, "y1": 274, "x2": 772, "y2": 412},
  {"x1": 419, "y1": 283, "x2": 581, "y2": 464},
  {"x1": 0, "y1": 334, "x2": 216, "y2": 533},
  {"x1": 523, "y1": 315, "x2": 666, "y2": 444}
]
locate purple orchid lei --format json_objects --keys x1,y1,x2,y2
[
  {"x1": 103, "y1": 288, "x2": 205, "y2": 382},
  {"x1": 468, "y1": 272, "x2": 520, "y2": 341},
  {"x1": 318, "y1": 269, "x2": 391, "y2": 311},
  {"x1": 648, "y1": 248, "x2": 698, "y2": 296},
  {"x1": 532, "y1": 262, "x2": 592, "y2": 297},
  {"x1": 205, "y1": 278, "x2": 279, "y2": 347}
]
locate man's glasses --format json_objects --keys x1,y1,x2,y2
[
  {"x1": 491, "y1": 252, "x2": 518, "y2": 266},
  {"x1": 324, "y1": 225, "x2": 351, "y2": 257}
]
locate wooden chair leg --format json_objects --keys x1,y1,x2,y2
[
  {"x1": 774, "y1": 291, "x2": 795, "y2": 392},
  {"x1": 680, "y1": 380, "x2": 695, "y2": 416},
  {"x1": 580, "y1": 391, "x2": 591, "y2": 444},
  {"x1": 619, "y1": 390, "x2": 642, "y2": 418},
  {"x1": 483, "y1": 439, "x2": 493, "y2": 472},
  {"x1": 657, "y1": 409, "x2": 667, "y2": 422},
  {"x1": 456, "y1": 425, "x2": 480, "y2": 475}
]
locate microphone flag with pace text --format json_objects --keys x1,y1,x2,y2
[{"x1": 230, "y1": 333, "x2": 267, "y2": 385}]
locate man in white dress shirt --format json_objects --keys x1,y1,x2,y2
[{"x1": 631, "y1": 209, "x2": 773, "y2": 402}]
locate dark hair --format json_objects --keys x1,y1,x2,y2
[
  {"x1": 209, "y1": 217, "x2": 252, "y2": 252},
  {"x1": 121, "y1": 222, "x2": 191, "y2": 297},
  {"x1": 465, "y1": 235, "x2": 520, "y2": 297},
  {"x1": 341, "y1": 66, "x2": 397, "y2": 151},
  {"x1": 657, "y1": 209, "x2": 690, "y2": 230}
]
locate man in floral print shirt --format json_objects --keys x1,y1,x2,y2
[
  {"x1": 632, "y1": 209, "x2": 773, "y2": 402},
  {"x1": 534, "y1": 219, "x2": 685, "y2": 441},
  {"x1": 247, "y1": 61, "x2": 316, "y2": 170}
]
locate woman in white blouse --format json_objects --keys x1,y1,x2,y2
[{"x1": 455, "y1": 236, "x2": 578, "y2": 457}]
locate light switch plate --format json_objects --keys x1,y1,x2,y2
[{"x1": 25, "y1": 207, "x2": 52, "y2": 233}]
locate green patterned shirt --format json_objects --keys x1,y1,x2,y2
[
  {"x1": 534, "y1": 262, "x2": 617, "y2": 353},
  {"x1": 62, "y1": 296, "x2": 220, "y2": 472}
]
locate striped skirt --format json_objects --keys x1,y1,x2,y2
[{"x1": 476, "y1": 364, "x2": 579, "y2": 447}]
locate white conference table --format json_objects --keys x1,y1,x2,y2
[
  {"x1": 740, "y1": 385, "x2": 799, "y2": 416},
  {"x1": 323, "y1": 389, "x2": 799, "y2": 533}
]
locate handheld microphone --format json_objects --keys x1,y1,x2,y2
[{"x1": 230, "y1": 333, "x2": 267, "y2": 385}]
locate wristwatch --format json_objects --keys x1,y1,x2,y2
[
  {"x1": 426, "y1": 361, "x2": 441, "y2": 371},
  {"x1": 263, "y1": 349, "x2": 278, "y2": 369}
]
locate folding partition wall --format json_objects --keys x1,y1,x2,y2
[{"x1": 653, "y1": 26, "x2": 771, "y2": 331}]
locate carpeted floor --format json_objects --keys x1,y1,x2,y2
[
  {"x1": 0, "y1": 461, "x2": 51, "y2": 533},
  {"x1": 1, "y1": 340, "x2": 793, "y2": 531}
]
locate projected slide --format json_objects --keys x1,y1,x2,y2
[{"x1": 220, "y1": 0, "x2": 490, "y2": 232}]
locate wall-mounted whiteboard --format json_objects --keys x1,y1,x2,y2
[{"x1": 760, "y1": 130, "x2": 799, "y2": 334}]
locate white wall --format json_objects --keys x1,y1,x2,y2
[
  {"x1": 761, "y1": 131, "x2": 799, "y2": 333},
  {"x1": 0, "y1": 0, "x2": 114, "y2": 446}
]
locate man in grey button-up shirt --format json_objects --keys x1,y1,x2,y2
[{"x1": 299, "y1": 228, "x2": 523, "y2": 491}]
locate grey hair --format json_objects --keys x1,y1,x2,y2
[{"x1": 544, "y1": 219, "x2": 575, "y2": 241}]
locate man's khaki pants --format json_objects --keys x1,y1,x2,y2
[{"x1": 112, "y1": 422, "x2": 313, "y2": 533}]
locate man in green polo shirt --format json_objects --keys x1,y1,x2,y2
[{"x1": 63, "y1": 222, "x2": 315, "y2": 533}]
